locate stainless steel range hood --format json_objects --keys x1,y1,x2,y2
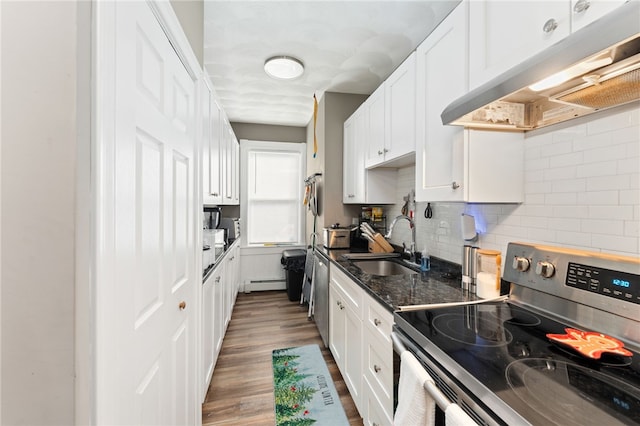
[{"x1": 442, "y1": 1, "x2": 640, "y2": 132}]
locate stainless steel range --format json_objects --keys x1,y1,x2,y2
[{"x1": 393, "y1": 242, "x2": 640, "y2": 425}]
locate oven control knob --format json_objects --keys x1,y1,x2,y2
[
  {"x1": 536, "y1": 261, "x2": 555, "y2": 278},
  {"x1": 512, "y1": 256, "x2": 531, "y2": 272}
]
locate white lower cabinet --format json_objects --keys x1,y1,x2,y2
[
  {"x1": 329, "y1": 266, "x2": 394, "y2": 423},
  {"x1": 329, "y1": 267, "x2": 364, "y2": 412},
  {"x1": 201, "y1": 241, "x2": 241, "y2": 401}
]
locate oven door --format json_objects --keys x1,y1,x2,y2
[{"x1": 391, "y1": 326, "x2": 505, "y2": 426}]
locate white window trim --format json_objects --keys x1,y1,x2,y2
[{"x1": 240, "y1": 139, "x2": 307, "y2": 247}]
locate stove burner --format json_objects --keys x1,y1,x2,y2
[
  {"x1": 432, "y1": 313, "x2": 513, "y2": 347},
  {"x1": 506, "y1": 358, "x2": 640, "y2": 425}
]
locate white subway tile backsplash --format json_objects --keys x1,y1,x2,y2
[
  {"x1": 588, "y1": 205, "x2": 634, "y2": 221},
  {"x1": 576, "y1": 161, "x2": 618, "y2": 178},
  {"x1": 581, "y1": 218, "x2": 624, "y2": 236},
  {"x1": 544, "y1": 192, "x2": 578, "y2": 205},
  {"x1": 577, "y1": 190, "x2": 619, "y2": 205},
  {"x1": 583, "y1": 143, "x2": 627, "y2": 164},
  {"x1": 552, "y1": 205, "x2": 589, "y2": 219},
  {"x1": 620, "y1": 189, "x2": 640, "y2": 205},
  {"x1": 556, "y1": 230, "x2": 592, "y2": 247},
  {"x1": 591, "y1": 234, "x2": 638, "y2": 254},
  {"x1": 551, "y1": 179, "x2": 586, "y2": 193},
  {"x1": 586, "y1": 175, "x2": 630, "y2": 191},
  {"x1": 549, "y1": 152, "x2": 584, "y2": 168},
  {"x1": 524, "y1": 157, "x2": 550, "y2": 171},
  {"x1": 543, "y1": 166, "x2": 576, "y2": 181},
  {"x1": 548, "y1": 217, "x2": 582, "y2": 232},
  {"x1": 625, "y1": 219, "x2": 639, "y2": 238}
]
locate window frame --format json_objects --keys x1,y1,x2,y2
[{"x1": 239, "y1": 139, "x2": 307, "y2": 247}]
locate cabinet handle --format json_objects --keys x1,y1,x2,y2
[
  {"x1": 337, "y1": 301, "x2": 345, "y2": 310},
  {"x1": 451, "y1": 181, "x2": 460, "y2": 190},
  {"x1": 211, "y1": 192, "x2": 219, "y2": 197},
  {"x1": 373, "y1": 318, "x2": 381, "y2": 326},
  {"x1": 374, "y1": 364, "x2": 381, "y2": 373},
  {"x1": 348, "y1": 194, "x2": 355, "y2": 198},
  {"x1": 377, "y1": 150, "x2": 383, "y2": 155},
  {"x1": 229, "y1": 256, "x2": 234, "y2": 261},
  {"x1": 383, "y1": 148, "x2": 389, "y2": 153},
  {"x1": 178, "y1": 301, "x2": 186, "y2": 310},
  {"x1": 542, "y1": 18, "x2": 558, "y2": 33},
  {"x1": 215, "y1": 276, "x2": 221, "y2": 283},
  {"x1": 573, "y1": 0, "x2": 590, "y2": 14}
]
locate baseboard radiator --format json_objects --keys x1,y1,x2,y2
[{"x1": 243, "y1": 278, "x2": 286, "y2": 293}]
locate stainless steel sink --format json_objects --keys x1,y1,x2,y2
[{"x1": 352, "y1": 259, "x2": 418, "y2": 276}]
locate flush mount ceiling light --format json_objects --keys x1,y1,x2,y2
[{"x1": 264, "y1": 56, "x2": 304, "y2": 80}]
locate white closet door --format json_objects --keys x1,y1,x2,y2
[{"x1": 95, "y1": 2, "x2": 197, "y2": 424}]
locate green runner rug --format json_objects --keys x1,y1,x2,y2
[{"x1": 272, "y1": 344, "x2": 349, "y2": 426}]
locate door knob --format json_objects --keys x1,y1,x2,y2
[{"x1": 179, "y1": 301, "x2": 186, "y2": 310}]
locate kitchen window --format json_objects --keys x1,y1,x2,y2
[{"x1": 240, "y1": 140, "x2": 306, "y2": 246}]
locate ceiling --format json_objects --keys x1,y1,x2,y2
[{"x1": 203, "y1": 1, "x2": 460, "y2": 127}]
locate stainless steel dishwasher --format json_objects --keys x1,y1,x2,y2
[{"x1": 312, "y1": 249, "x2": 329, "y2": 348}]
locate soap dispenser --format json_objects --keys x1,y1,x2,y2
[{"x1": 420, "y1": 246, "x2": 431, "y2": 272}]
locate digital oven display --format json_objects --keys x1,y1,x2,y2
[{"x1": 566, "y1": 263, "x2": 639, "y2": 305}]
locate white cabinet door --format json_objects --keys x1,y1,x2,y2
[
  {"x1": 329, "y1": 267, "x2": 363, "y2": 413},
  {"x1": 205, "y1": 100, "x2": 223, "y2": 205},
  {"x1": 469, "y1": 1, "x2": 570, "y2": 90},
  {"x1": 384, "y1": 52, "x2": 416, "y2": 163},
  {"x1": 415, "y1": 2, "x2": 468, "y2": 202},
  {"x1": 415, "y1": 2, "x2": 524, "y2": 203},
  {"x1": 365, "y1": 54, "x2": 417, "y2": 169},
  {"x1": 96, "y1": 2, "x2": 197, "y2": 424},
  {"x1": 213, "y1": 263, "x2": 225, "y2": 357},
  {"x1": 329, "y1": 283, "x2": 346, "y2": 371},
  {"x1": 570, "y1": 0, "x2": 625, "y2": 32},
  {"x1": 200, "y1": 79, "x2": 213, "y2": 204},
  {"x1": 202, "y1": 273, "x2": 215, "y2": 401},
  {"x1": 343, "y1": 109, "x2": 366, "y2": 203},
  {"x1": 365, "y1": 84, "x2": 386, "y2": 168}
]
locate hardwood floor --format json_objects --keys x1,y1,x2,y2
[{"x1": 202, "y1": 290, "x2": 363, "y2": 425}]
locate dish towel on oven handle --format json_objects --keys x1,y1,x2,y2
[
  {"x1": 445, "y1": 403, "x2": 476, "y2": 426},
  {"x1": 394, "y1": 351, "x2": 435, "y2": 426}
]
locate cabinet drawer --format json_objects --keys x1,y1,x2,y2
[
  {"x1": 330, "y1": 266, "x2": 363, "y2": 318},
  {"x1": 365, "y1": 299, "x2": 393, "y2": 344},
  {"x1": 364, "y1": 330, "x2": 393, "y2": 409}
]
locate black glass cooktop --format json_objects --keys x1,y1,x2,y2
[{"x1": 395, "y1": 301, "x2": 640, "y2": 425}]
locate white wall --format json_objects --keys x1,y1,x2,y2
[
  {"x1": 386, "y1": 105, "x2": 640, "y2": 264},
  {"x1": 1, "y1": 2, "x2": 81, "y2": 424}
]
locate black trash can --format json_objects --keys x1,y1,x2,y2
[{"x1": 281, "y1": 249, "x2": 307, "y2": 301}]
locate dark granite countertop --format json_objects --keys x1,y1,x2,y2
[{"x1": 316, "y1": 245, "x2": 481, "y2": 313}]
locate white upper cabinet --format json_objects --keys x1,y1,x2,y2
[
  {"x1": 204, "y1": 99, "x2": 223, "y2": 206},
  {"x1": 343, "y1": 105, "x2": 396, "y2": 205},
  {"x1": 343, "y1": 109, "x2": 366, "y2": 204},
  {"x1": 415, "y1": 1, "x2": 524, "y2": 203},
  {"x1": 468, "y1": 1, "x2": 570, "y2": 90},
  {"x1": 383, "y1": 52, "x2": 416, "y2": 164},
  {"x1": 365, "y1": 52, "x2": 416, "y2": 169},
  {"x1": 365, "y1": 84, "x2": 386, "y2": 168}
]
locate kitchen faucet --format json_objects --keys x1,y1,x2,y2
[{"x1": 385, "y1": 215, "x2": 416, "y2": 264}]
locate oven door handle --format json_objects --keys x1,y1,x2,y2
[{"x1": 391, "y1": 331, "x2": 452, "y2": 411}]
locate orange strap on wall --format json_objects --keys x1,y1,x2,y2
[{"x1": 313, "y1": 94, "x2": 318, "y2": 158}]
